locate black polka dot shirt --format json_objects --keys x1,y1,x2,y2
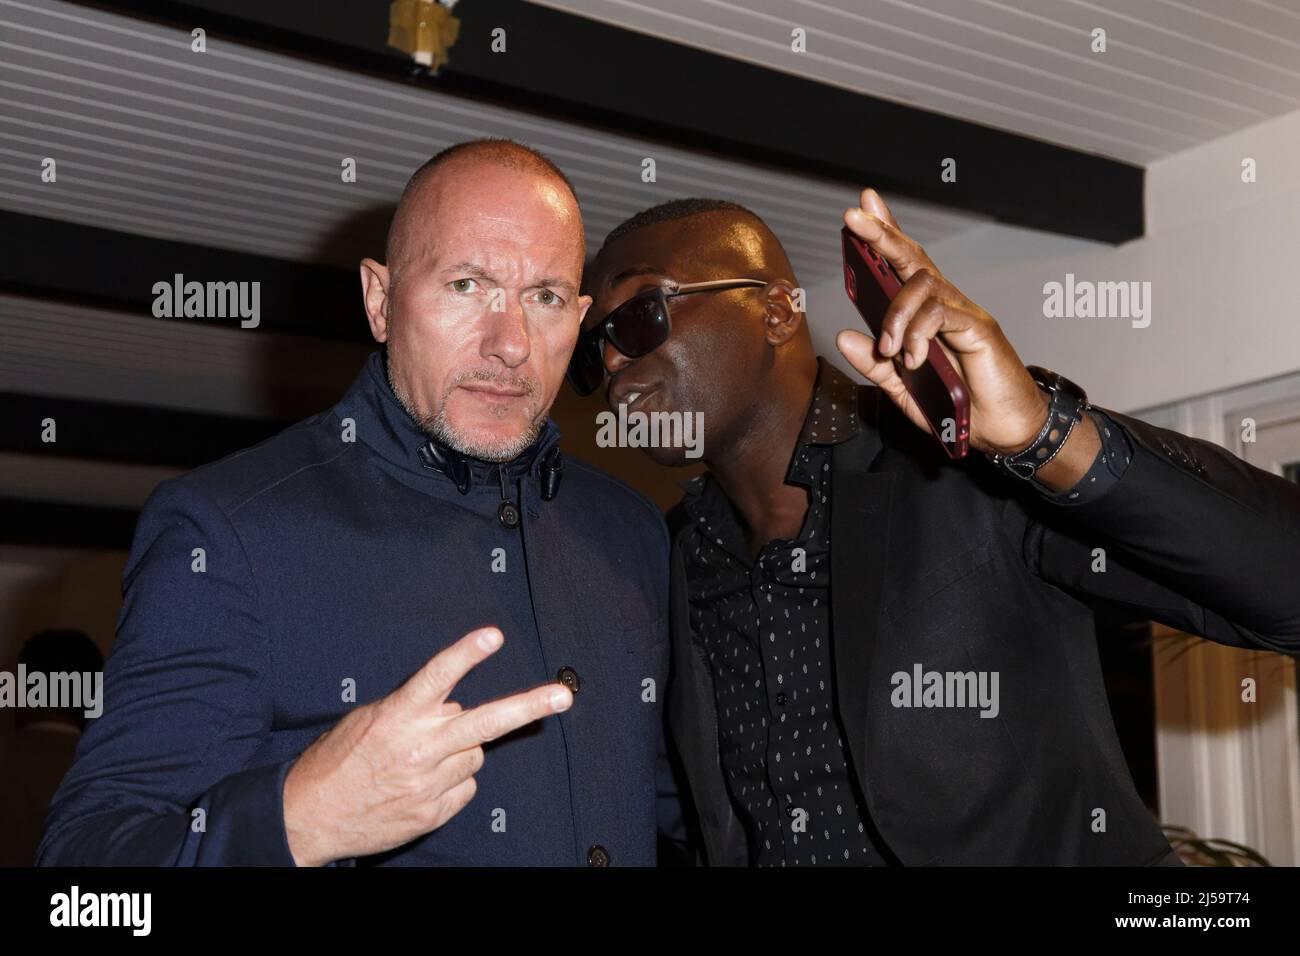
[{"x1": 681, "y1": 359, "x2": 887, "y2": 866}]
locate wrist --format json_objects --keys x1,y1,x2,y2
[
  {"x1": 283, "y1": 760, "x2": 333, "y2": 867},
  {"x1": 985, "y1": 366, "x2": 1090, "y2": 481},
  {"x1": 987, "y1": 387, "x2": 1052, "y2": 458},
  {"x1": 1033, "y1": 410, "x2": 1101, "y2": 491}
]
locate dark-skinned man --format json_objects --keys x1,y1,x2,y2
[{"x1": 575, "y1": 188, "x2": 1300, "y2": 866}]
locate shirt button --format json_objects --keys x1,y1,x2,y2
[
  {"x1": 498, "y1": 500, "x2": 520, "y2": 528},
  {"x1": 587, "y1": 844, "x2": 609, "y2": 867},
  {"x1": 775, "y1": 692, "x2": 787, "y2": 706},
  {"x1": 784, "y1": 804, "x2": 798, "y2": 818},
  {"x1": 557, "y1": 666, "x2": 581, "y2": 694}
]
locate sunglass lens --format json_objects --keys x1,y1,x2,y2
[{"x1": 607, "y1": 291, "x2": 670, "y2": 358}]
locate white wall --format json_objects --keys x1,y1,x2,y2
[{"x1": 805, "y1": 107, "x2": 1300, "y2": 414}]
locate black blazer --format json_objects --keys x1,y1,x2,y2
[{"x1": 666, "y1": 385, "x2": 1300, "y2": 866}]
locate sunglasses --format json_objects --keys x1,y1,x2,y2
[{"x1": 567, "y1": 277, "x2": 767, "y2": 396}]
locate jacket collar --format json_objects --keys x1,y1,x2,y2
[
  {"x1": 334, "y1": 348, "x2": 563, "y2": 494},
  {"x1": 794, "y1": 355, "x2": 862, "y2": 450}
]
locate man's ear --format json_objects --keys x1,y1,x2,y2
[
  {"x1": 360, "y1": 258, "x2": 392, "y2": 343},
  {"x1": 762, "y1": 280, "x2": 804, "y2": 347}
]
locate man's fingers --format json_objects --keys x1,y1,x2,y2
[
  {"x1": 836, "y1": 329, "x2": 926, "y2": 426},
  {"x1": 442, "y1": 682, "x2": 573, "y2": 753},
  {"x1": 858, "y1": 187, "x2": 899, "y2": 229},
  {"x1": 836, "y1": 330, "x2": 905, "y2": 395},
  {"x1": 440, "y1": 745, "x2": 485, "y2": 785},
  {"x1": 900, "y1": 299, "x2": 949, "y2": 370},
  {"x1": 877, "y1": 269, "x2": 940, "y2": 357},
  {"x1": 394, "y1": 627, "x2": 504, "y2": 710},
  {"x1": 844, "y1": 201, "x2": 937, "y2": 283},
  {"x1": 426, "y1": 776, "x2": 478, "y2": 832}
]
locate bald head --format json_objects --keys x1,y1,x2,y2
[
  {"x1": 387, "y1": 139, "x2": 584, "y2": 287},
  {"x1": 359, "y1": 138, "x2": 592, "y2": 463},
  {"x1": 593, "y1": 198, "x2": 797, "y2": 291}
]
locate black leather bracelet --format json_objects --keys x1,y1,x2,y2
[{"x1": 986, "y1": 366, "x2": 1088, "y2": 481}]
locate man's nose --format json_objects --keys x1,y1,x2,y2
[{"x1": 481, "y1": 299, "x2": 530, "y2": 367}]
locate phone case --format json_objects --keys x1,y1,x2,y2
[{"x1": 841, "y1": 226, "x2": 970, "y2": 459}]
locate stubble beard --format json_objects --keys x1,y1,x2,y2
[{"x1": 387, "y1": 359, "x2": 545, "y2": 462}]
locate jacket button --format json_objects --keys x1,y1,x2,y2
[
  {"x1": 497, "y1": 500, "x2": 520, "y2": 528},
  {"x1": 557, "y1": 666, "x2": 581, "y2": 694},
  {"x1": 775, "y1": 692, "x2": 788, "y2": 706},
  {"x1": 587, "y1": 844, "x2": 609, "y2": 867}
]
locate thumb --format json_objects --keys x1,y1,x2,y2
[
  {"x1": 836, "y1": 330, "x2": 914, "y2": 415},
  {"x1": 836, "y1": 329, "x2": 893, "y2": 387}
]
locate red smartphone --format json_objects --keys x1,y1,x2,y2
[{"x1": 841, "y1": 226, "x2": 970, "y2": 459}]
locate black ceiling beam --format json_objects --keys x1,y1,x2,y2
[
  {"x1": 1, "y1": 392, "x2": 287, "y2": 469},
  {"x1": 0, "y1": 499, "x2": 139, "y2": 550},
  {"x1": 82, "y1": 0, "x2": 1143, "y2": 243},
  {"x1": 2, "y1": 212, "x2": 368, "y2": 343}
]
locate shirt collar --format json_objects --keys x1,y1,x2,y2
[
  {"x1": 334, "y1": 348, "x2": 563, "y2": 491},
  {"x1": 795, "y1": 356, "x2": 861, "y2": 449}
]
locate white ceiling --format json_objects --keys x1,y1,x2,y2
[
  {"x1": 533, "y1": 0, "x2": 1300, "y2": 165},
  {"x1": 0, "y1": 0, "x2": 1291, "y2": 545},
  {"x1": 0, "y1": 0, "x2": 985, "y2": 294}
]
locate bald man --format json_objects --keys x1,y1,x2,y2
[
  {"x1": 39, "y1": 139, "x2": 677, "y2": 867},
  {"x1": 579, "y1": 193, "x2": 1300, "y2": 866}
]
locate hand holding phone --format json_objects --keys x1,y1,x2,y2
[{"x1": 841, "y1": 225, "x2": 971, "y2": 459}]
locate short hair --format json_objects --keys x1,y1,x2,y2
[
  {"x1": 598, "y1": 197, "x2": 761, "y2": 256},
  {"x1": 387, "y1": 138, "x2": 581, "y2": 271}
]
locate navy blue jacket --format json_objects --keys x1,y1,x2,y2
[{"x1": 39, "y1": 350, "x2": 673, "y2": 866}]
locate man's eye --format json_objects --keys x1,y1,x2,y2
[
  {"x1": 450, "y1": 278, "x2": 478, "y2": 293},
  {"x1": 534, "y1": 289, "x2": 563, "y2": 307}
]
